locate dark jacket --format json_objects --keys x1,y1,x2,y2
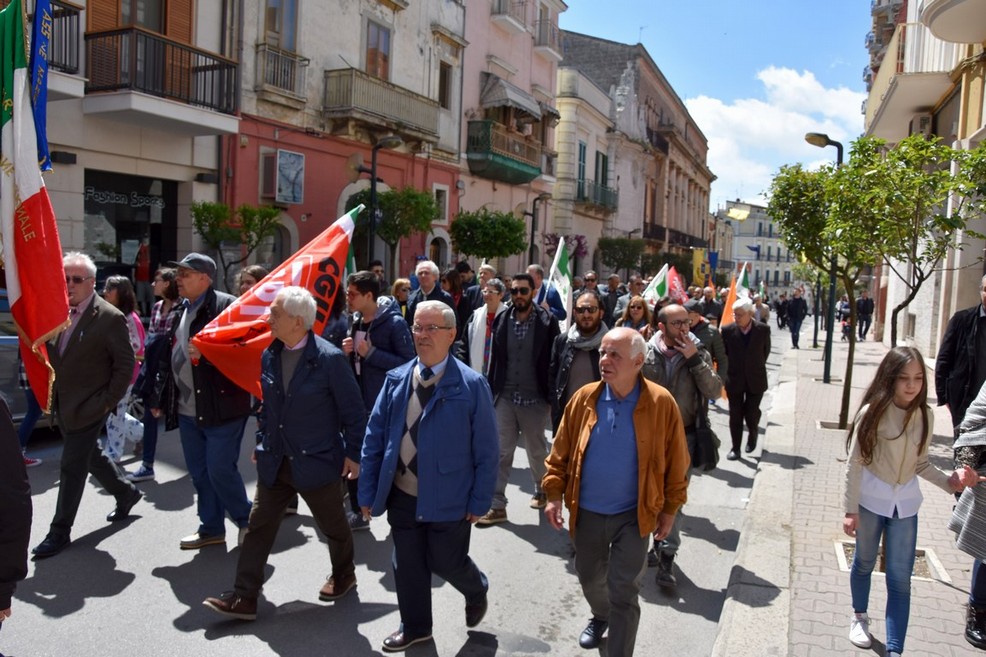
[
  {"x1": 936, "y1": 305, "x2": 985, "y2": 427},
  {"x1": 788, "y1": 296, "x2": 808, "y2": 322},
  {"x1": 152, "y1": 287, "x2": 252, "y2": 430},
  {"x1": 0, "y1": 398, "x2": 30, "y2": 610},
  {"x1": 487, "y1": 305, "x2": 561, "y2": 402},
  {"x1": 348, "y1": 300, "x2": 416, "y2": 409},
  {"x1": 691, "y1": 319, "x2": 729, "y2": 386},
  {"x1": 405, "y1": 285, "x2": 455, "y2": 327},
  {"x1": 600, "y1": 286, "x2": 622, "y2": 328},
  {"x1": 548, "y1": 331, "x2": 601, "y2": 430},
  {"x1": 48, "y1": 294, "x2": 135, "y2": 432},
  {"x1": 257, "y1": 332, "x2": 367, "y2": 491},
  {"x1": 721, "y1": 321, "x2": 771, "y2": 395},
  {"x1": 856, "y1": 296, "x2": 875, "y2": 317}
]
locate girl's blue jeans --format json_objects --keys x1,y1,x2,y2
[{"x1": 850, "y1": 505, "x2": 917, "y2": 654}]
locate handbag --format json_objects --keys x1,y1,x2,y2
[{"x1": 688, "y1": 396, "x2": 720, "y2": 472}]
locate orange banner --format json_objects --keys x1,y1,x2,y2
[{"x1": 192, "y1": 206, "x2": 360, "y2": 399}]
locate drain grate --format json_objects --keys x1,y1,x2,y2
[{"x1": 833, "y1": 541, "x2": 950, "y2": 583}]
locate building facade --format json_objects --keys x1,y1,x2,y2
[{"x1": 718, "y1": 201, "x2": 798, "y2": 300}]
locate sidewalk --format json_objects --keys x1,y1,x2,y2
[{"x1": 714, "y1": 335, "x2": 977, "y2": 657}]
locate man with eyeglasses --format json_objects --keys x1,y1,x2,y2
[
  {"x1": 359, "y1": 301, "x2": 498, "y2": 652},
  {"x1": 32, "y1": 252, "x2": 141, "y2": 559},
  {"x1": 549, "y1": 289, "x2": 606, "y2": 432},
  {"x1": 641, "y1": 303, "x2": 723, "y2": 588},
  {"x1": 478, "y1": 273, "x2": 561, "y2": 524},
  {"x1": 405, "y1": 260, "x2": 454, "y2": 328}
]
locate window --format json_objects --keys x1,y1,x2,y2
[
  {"x1": 767, "y1": 245, "x2": 772, "y2": 261},
  {"x1": 122, "y1": 0, "x2": 163, "y2": 31},
  {"x1": 366, "y1": 21, "x2": 391, "y2": 79},
  {"x1": 577, "y1": 141, "x2": 587, "y2": 199},
  {"x1": 774, "y1": 270, "x2": 779, "y2": 286},
  {"x1": 265, "y1": 0, "x2": 298, "y2": 51},
  {"x1": 784, "y1": 270, "x2": 791, "y2": 285},
  {"x1": 757, "y1": 222, "x2": 762, "y2": 237},
  {"x1": 768, "y1": 223, "x2": 773, "y2": 237},
  {"x1": 433, "y1": 186, "x2": 448, "y2": 224},
  {"x1": 594, "y1": 151, "x2": 608, "y2": 187},
  {"x1": 438, "y1": 62, "x2": 452, "y2": 110}
]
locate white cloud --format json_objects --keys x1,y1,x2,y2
[{"x1": 686, "y1": 67, "x2": 866, "y2": 209}]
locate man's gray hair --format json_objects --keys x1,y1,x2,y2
[
  {"x1": 416, "y1": 260, "x2": 439, "y2": 277},
  {"x1": 485, "y1": 278, "x2": 505, "y2": 294},
  {"x1": 479, "y1": 263, "x2": 497, "y2": 276},
  {"x1": 64, "y1": 251, "x2": 96, "y2": 276},
  {"x1": 733, "y1": 297, "x2": 753, "y2": 313},
  {"x1": 275, "y1": 286, "x2": 317, "y2": 329},
  {"x1": 527, "y1": 263, "x2": 544, "y2": 278},
  {"x1": 628, "y1": 331, "x2": 646, "y2": 360},
  {"x1": 415, "y1": 300, "x2": 456, "y2": 328}
]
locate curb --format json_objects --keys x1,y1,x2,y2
[{"x1": 711, "y1": 346, "x2": 800, "y2": 657}]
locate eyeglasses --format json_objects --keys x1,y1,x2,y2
[
  {"x1": 481, "y1": 289, "x2": 500, "y2": 295},
  {"x1": 665, "y1": 319, "x2": 690, "y2": 328},
  {"x1": 574, "y1": 306, "x2": 599, "y2": 314},
  {"x1": 398, "y1": 287, "x2": 411, "y2": 293},
  {"x1": 66, "y1": 275, "x2": 93, "y2": 285},
  {"x1": 411, "y1": 324, "x2": 453, "y2": 334},
  {"x1": 584, "y1": 278, "x2": 596, "y2": 282},
  {"x1": 510, "y1": 287, "x2": 531, "y2": 296}
]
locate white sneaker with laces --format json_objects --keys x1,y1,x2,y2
[{"x1": 849, "y1": 612, "x2": 872, "y2": 648}]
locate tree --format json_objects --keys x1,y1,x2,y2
[
  {"x1": 346, "y1": 186, "x2": 438, "y2": 275},
  {"x1": 597, "y1": 237, "x2": 646, "y2": 279},
  {"x1": 191, "y1": 201, "x2": 282, "y2": 293},
  {"x1": 449, "y1": 207, "x2": 528, "y2": 260}
]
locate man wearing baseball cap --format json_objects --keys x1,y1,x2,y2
[{"x1": 149, "y1": 252, "x2": 253, "y2": 550}]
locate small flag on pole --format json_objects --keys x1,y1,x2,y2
[{"x1": 547, "y1": 237, "x2": 572, "y2": 332}]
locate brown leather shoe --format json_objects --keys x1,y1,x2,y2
[
  {"x1": 318, "y1": 573, "x2": 357, "y2": 601},
  {"x1": 381, "y1": 629, "x2": 433, "y2": 652},
  {"x1": 202, "y1": 591, "x2": 257, "y2": 620}
]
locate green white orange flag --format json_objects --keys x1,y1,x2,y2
[
  {"x1": 192, "y1": 206, "x2": 361, "y2": 399},
  {"x1": 0, "y1": 0, "x2": 68, "y2": 412},
  {"x1": 642, "y1": 263, "x2": 668, "y2": 309},
  {"x1": 720, "y1": 272, "x2": 738, "y2": 328},
  {"x1": 547, "y1": 237, "x2": 572, "y2": 332},
  {"x1": 737, "y1": 261, "x2": 751, "y2": 298}
]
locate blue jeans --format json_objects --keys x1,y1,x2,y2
[
  {"x1": 789, "y1": 318, "x2": 803, "y2": 347},
  {"x1": 971, "y1": 559, "x2": 986, "y2": 606},
  {"x1": 850, "y1": 505, "x2": 917, "y2": 654},
  {"x1": 17, "y1": 387, "x2": 43, "y2": 449},
  {"x1": 140, "y1": 402, "x2": 160, "y2": 466},
  {"x1": 177, "y1": 414, "x2": 251, "y2": 536}
]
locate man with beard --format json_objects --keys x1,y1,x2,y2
[
  {"x1": 642, "y1": 304, "x2": 723, "y2": 587},
  {"x1": 549, "y1": 289, "x2": 605, "y2": 432}
]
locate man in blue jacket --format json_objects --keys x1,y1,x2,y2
[
  {"x1": 359, "y1": 300, "x2": 499, "y2": 652},
  {"x1": 203, "y1": 287, "x2": 367, "y2": 621}
]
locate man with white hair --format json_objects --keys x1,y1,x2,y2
[
  {"x1": 543, "y1": 327, "x2": 690, "y2": 655},
  {"x1": 721, "y1": 297, "x2": 771, "y2": 460},
  {"x1": 405, "y1": 259, "x2": 454, "y2": 327},
  {"x1": 203, "y1": 287, "x2": 367, "y2": 620},
  {"x1": 702, "y1": 286, "x2": 723, "y2": 324}
]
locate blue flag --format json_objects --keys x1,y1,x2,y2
[{"x1": 28, "y1": 0, "x2": 51, "y2": 171}]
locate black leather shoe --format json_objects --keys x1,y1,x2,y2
[
  {"x1": 465, "y1": 595, "x2": 488, "y2": 628},
  {"x1": 107, "y1": 488, "x2": 143, "y2": 522},
  {"x1": 726, "y1": 449, "x2": 740, "y2": 461},
  {"x1": 745, "y1": 438, "x2": 757, "y2": 454},
  {"x1": 579, "y1": 618, "x2": 607, "y2": 649},
  {"x1": 32, "y1": 534, "x2": 70, "y2": 559},
  {"x1": 381, "y1": 629, "x2": 433, "y2": 653}
]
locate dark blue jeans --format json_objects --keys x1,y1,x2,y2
[
  {"x1": 140, "y1": 402, "x2": 160, "y2": 466},
  {"x1": 177, "y1": 414, "x2": 251, "y2": 536},
  {"x1": 17, "y1": 388, "x2": 43, "y2": 449},
  {"x1": 971, "y1": 559, "x2": 986, "y2": 606},
  {"x1": 789, "y1": 318, "x2": 803, "y2": 347}
]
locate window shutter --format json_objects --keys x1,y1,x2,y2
[
  {"x1": 88, "y1": 0, "x2": 119, "y2": 31},
  {"x1": 167, "y1": 0, "x2": 193, "y2": 43}
]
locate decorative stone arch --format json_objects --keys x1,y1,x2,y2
[
  {"x1": 338, "y1": 180, "x2": 393, "y2": 267},
  {"x1": 426, "y1": 226, "x2": 452, "y2": 269}
]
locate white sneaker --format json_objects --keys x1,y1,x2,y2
[{"x1": 849, "y1": 612, "x2": 872, "y2": 648}]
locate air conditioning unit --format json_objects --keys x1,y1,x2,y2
[
  {"x1": 260, "y1": 151, "x2": 277, "y2": 198},
  {"x1": 909, "y1": 112, "x2": 933, "y2": 138}
]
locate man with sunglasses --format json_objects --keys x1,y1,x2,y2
[
  {"x1": 549, "y1": 289, "x2": 606, "y2": 432},
  {"x1": 478, "y1": 274, "x2": 561, "y2": 524},
  {"x1": 32, "y1": 252, "x2": 142, "y2": 559},
  {"x1": 642, "y1": 303, "x2": 723, "y2": 588}
]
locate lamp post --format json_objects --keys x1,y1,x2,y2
[
  {"x1": 525, "y1": 192, "x2": 552, "y2": 264},
  {"x1": 804, "y1": 132, "x2": 843, "y2": 384},
  {"x1": 363, "y1": 135, "x2": 403, "y2": 266}
]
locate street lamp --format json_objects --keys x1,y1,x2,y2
[
  {"x1": 525, "y1": 192, "x2": 552, "y2": 264},
  {"x1": 362, "y1": 134, "x2": 403, "y2": 266},
  {"x1": 804, "y1": 132, "x2": 844, "y2": 384}
]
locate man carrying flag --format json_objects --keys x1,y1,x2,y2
[{"x1": 547, "y1": 238, "x2": 573, "y2": 332}]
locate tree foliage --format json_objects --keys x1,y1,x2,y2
[
  {"x1": 191, "y1": 201, "x2": 282, "y2": 293},
  {"x1": 597, "y1": 237, "x2": 646, "y2": 275},
  {"x1": 346, "y1": 186, "x2": 438, "y2": 273},
  {"x1": 449, "y1": 207, "x2": 528, "y2": 260}
]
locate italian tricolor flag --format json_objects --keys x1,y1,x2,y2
[{"x1": 0, "y1": 0, "x2": 68, "y2": 411}]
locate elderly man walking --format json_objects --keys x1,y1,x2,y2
[
  {"x1": 543, "y1": 327, "x2": 690, "y2": 656},
  {"x1": 203, "y1": 287, "x2": 367, "y2": 620},
  {"x1": 32, "y1": 252, "x2": 141, "y2": 559},
  {"x1": 405, "y1": 260, "x2": 454, "y2": 327},
  {"x1": 359, "y1": 300, "x2": 499, "y2": 652},
  {"x1": 721, "y1": 298, "x2": 771, "y2": 460}
]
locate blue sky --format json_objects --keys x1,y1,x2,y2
[{"x1": 560, "y1": 0, "x2": 871, "y2": 209}]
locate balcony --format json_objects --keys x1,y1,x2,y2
[
  {"x1": 864, "y1": 22, "x2": 962, "y2": 141},
  {"x1": 255, "y1": 43, "x2": 310, "y2": 106},
  {"x1": 643, "y1": 224, "x2": 666, "y2": 242},
  {"x1": 575, "y1": 179, "x2": 618, "y2": 212},
  {"x1": 84, "y1": 27, "x2": 239, "y2": 136},
  {"x1": 920, "y1": 0, "x2": 986, "y2": 44},
  {"x1": 491, "y1": 0, "x2": 526, "y2": 35},
  {"x1": 22, "y1": 0, "x2": 84, "y2": 100},
  {"x1": 466, "y1": 119, "x2": 541, "y2": 184},
  {"x1": 668, "y1": 228, "x2": 708, "y2": 249},
  {"x1": 534, "y1": 20, "x2": 562, "y2": 62},
  {"x1": 322, "y1": 68, "x2": 439, "y2": 143}
]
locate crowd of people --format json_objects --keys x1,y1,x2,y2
[{"x1": 5, "y1": 253, "x2": 986, "y2": 655}]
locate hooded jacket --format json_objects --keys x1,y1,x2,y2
[{"x1": 348, "y1": 299, "x2": 416, "y2": 409}]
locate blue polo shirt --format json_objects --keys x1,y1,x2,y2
[{"x1": 578, "y1": 381, "x2": 640, "y2": 515}]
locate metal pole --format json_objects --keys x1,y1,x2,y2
[
  {"x1": 368, "y1": 145, "x2": 380, "y2": 266},
  {"x1": 528, "y1": 197, "x2": 540, "y2": 264},
  {"x1": 812, "y1": 273, "x2": 821, "y2": 349},
  {"x1": 823, "y1": 254, "x2": 837, "y2": 382}
]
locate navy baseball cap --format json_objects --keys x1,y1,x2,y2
[{"x1": 168, "y1": 253, "x2": 216, "y2": 279}]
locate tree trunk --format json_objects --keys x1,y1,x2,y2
[
  {"x1": 839, "y1": 279, "x2": 859, "y2": 429},
  {"x1": 890, "y1": 306, "x2": 899, "y2": 348}
]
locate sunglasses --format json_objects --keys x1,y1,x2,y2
[
  {"x1": 66, "y1": 275, "x2": 93, "y2": 285},
  {"x1": 584, "y1": 278, "x2": 597, "y2": 282},
  {"x1": 574, "y1": 306, "x2": 599, "y2": 314},
  {"x1": 510, "y1": 287, "x2": 531, "y2": 296}
]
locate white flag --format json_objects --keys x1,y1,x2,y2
[{"x1": 548, "y1": 238, "x2": 573, "y2": 332}]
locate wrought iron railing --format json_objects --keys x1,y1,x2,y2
[
  {"x1": 322, "y1": 67, "x2": 439, "y2": 137},
  {"x1": 86, "y1": 27, "x2": 237, "y2": 114},
  {"x1": 491, "y1": 0, "x2": 526, "y2": 25},
  {"x1": 534, "y1": 20, "x2": 561, "y2": 52},
  {"x1": 467, "y1": 120, "x2": 541, "y2": 168},
  {"x1": 256, "y1": 43, "x2": 309, "y2": 98},
  {"x1": 576, "y1": 179, "x2": 618, "y2": 211}
]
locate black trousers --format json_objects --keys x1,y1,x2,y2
[
  {"x1": 51, "y1": 419, "x2": 137, "y2": 537},
  {"x1": 235, "y1": 461, "x2": 354, "y2": 597},
  {"x1": 727, "y1": 389, "x2": 764, "y2": 451}
]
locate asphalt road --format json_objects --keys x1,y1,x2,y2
[{"x1": 4, "y1": 337, "x2": 787, "y2": 657}]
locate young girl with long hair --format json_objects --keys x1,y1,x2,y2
[{"x1": 843, "y1": 346, "x2": 983, "y2": 656}]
